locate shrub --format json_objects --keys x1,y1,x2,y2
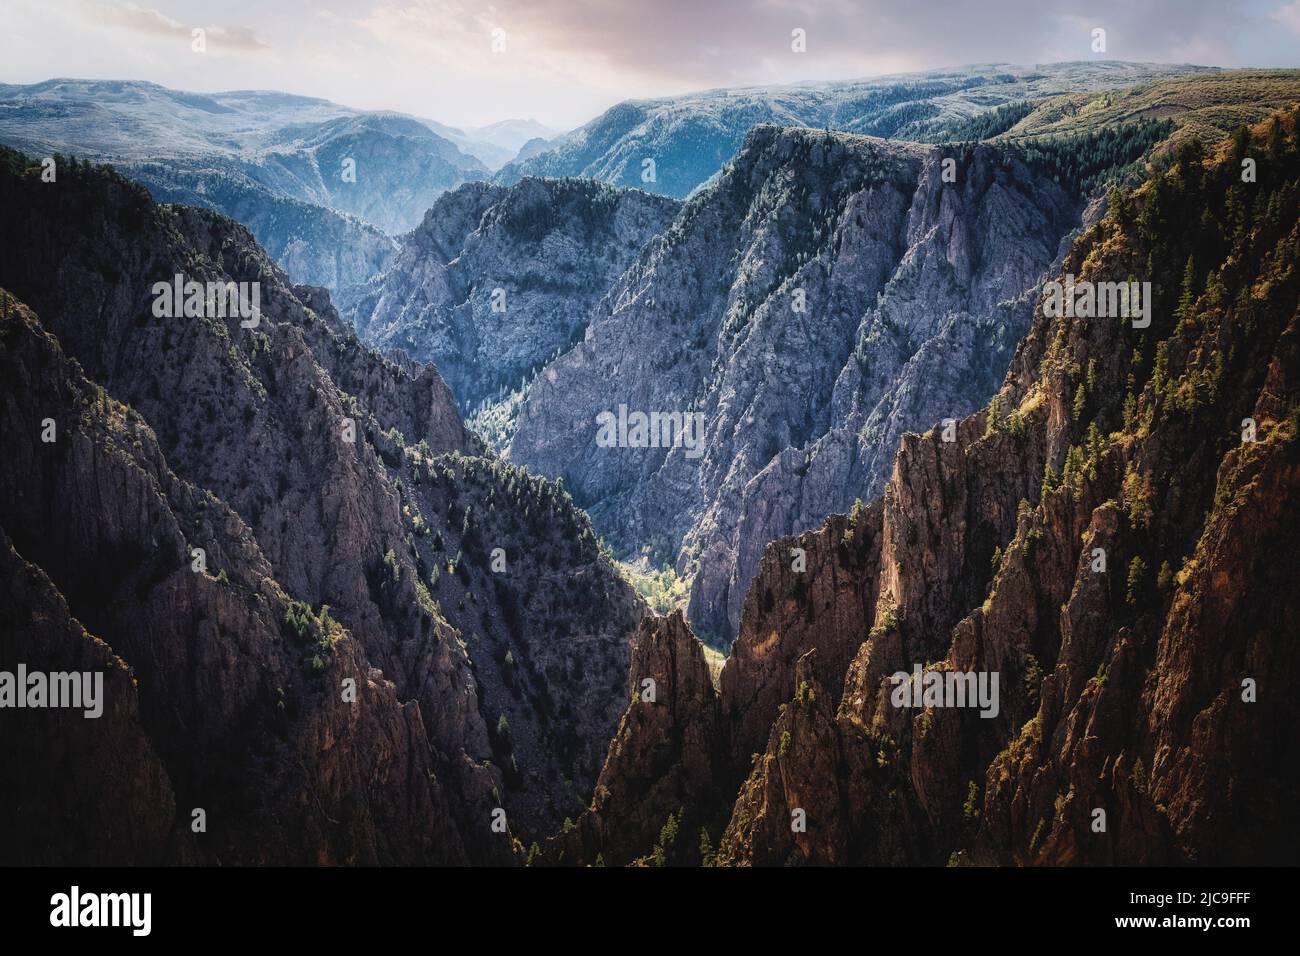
[
  {"x1": 963, "y1": 781, "x2": 980, "y2": 821},
  {"x1": 1131, "y1": 757, "x2": 1148, "y2": 793},
  {"x1": 1126, "y1": 556, "x2": 1148, "y2": 605},
  {"x1": 1024, "y1": 654, "x2": 1044, "y2": 707},
  {"x1": 1029, "y1": 816, "x2": 1047, "y2": 853}
]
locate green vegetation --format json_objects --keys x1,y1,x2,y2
[
  {"x1": 1131, "y1": 757, "x2": 1148, "y2": 794},
  {"x1": 1029, "y1": 816, "x2": 1047, "y2": 854},
  {"x1": 650, "y1": 810, "x2": 680, "y2": 867},
  {"x1": 869, "y1": 603, "x2": 900, "y2": 641},
  {"x1": 698, "y1": 829, "x2": 716, "y2": 867},
  {"x1": 841, "y1": 497, "x2": 868, "y2": 545},
  {"x1": 619, "y1": 556, "x2": 689, "y2": 616},
  {"x1": 1041, "y1": 459, "x2": 1060, "y2": 494},
  {"x1": 1006, "y1": 70, "x2": 1300, "y2": 151},
  {"x1": 963, "y1": 780, "x2": 981, "y2": 821},
  {"x1": 1157, "y1": 560, "x2": 1174, "y2": 593},
  {"x1": 1024, "y1": 654, "x2": 1044, "y2": 708},
  {"x1": 1003, "y1": 119, "x2": 1176, "y2": 195},
  {"x1": 1123, "y1": 464, "x2": 1152, "y2": 530},
  {"x1": 935, "y1": 100, "x2": 1037, "y2": 143},
  {"x1": 1126, "y1": 557, "x2": 1149, "y2": 606}
]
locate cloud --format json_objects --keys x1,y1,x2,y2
[
  {"x1": 1274, "y1": 1, "x2": 1300, "y2": 33},
  {"x1": 94, "y1": 2, "x2": 269, "y2": 53},
  {"x1": 8, "y1": 0, "x2": 1294, "y2": 130},
  {"x1": 342, "y1": 0, "x2": 1278, "y2": 98}
]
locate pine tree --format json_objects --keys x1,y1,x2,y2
[
  {"x1": 698, "y1": 829, "x2": 715, "y2": 867},
  {"x1": 1042, "y1": 459, "x2": 1059, "y2": 494},
  {"x1": 1176, "y1": 255, "x2": 1198, "y2": 323}
]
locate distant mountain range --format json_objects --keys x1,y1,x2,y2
[
  {"x1": 0, "y1": 79, "x2": 556, "y2": 291},
  {"x1": 495, "y1": 62, "x2": 1213, "y2": 198}
]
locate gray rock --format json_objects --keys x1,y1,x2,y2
[{"x1": 507, "y1": 126, "x2": 1081, "y2": 643}]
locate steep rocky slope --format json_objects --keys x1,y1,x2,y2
[
  {"x1": 0, "y1": 297, "x2": 471, "y2": 864},
  {"x1": 508, "y1": 124, "x2": 1097, "y2": 643},
  {"x1": 550, "y1": 107, "x2": 1300, "y2": 867},
  {"x1": 542, "y1": 611, "x2": 728, "y2": 866},
  {"x1": 357, "y1": 178, "x2": 679, "y2": 416},
  {"x1": 0, "y1": 147, "x2": 645, "y2": 858},
  {"x1": 127, "y1": 160, "x2": 398, "y2": 293}
]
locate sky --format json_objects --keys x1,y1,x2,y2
[{"x1": 3, "y1": 0, "x2": 1300, "y2": 129}]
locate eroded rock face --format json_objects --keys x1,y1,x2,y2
[
  {"x1": 722, "y1": 507, "x2": 884, "y2": 780},
  {"x1": 129, "y1": 164, "x2": 399, "y2": 294},
  {"x1": 544, "y1": 611, "x2": 726, "y2": 866},
  {"x1": 0, "y1": 148, "x2": 645, "y2": 860},
  {"x1": 561, "y1": 110, "x2": 1300, "y2": 867},
  {"x1": 358, "y1": 178, "x2": 679, "y2": 415},
  {"x1": 0, "y1": 530, "x2": 179, "y2": 866},
  {"x1": 719, "y1": 651, "x2": 850, "y2": 865},
  {"x1": 507, "y1": 125, "x2": 1081, "y2": 643},
  {"x1": 0, "y1": 301, "x2": 470, "y2": 864},
  {"x1": 740, "y1": 113, "x2": 1300, "y2": 866}
]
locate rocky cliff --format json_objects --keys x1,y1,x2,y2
[
  {"x1": 0, "y1": 297, "x2": 472, "y2": 864},
  {"x1": 551, "y1": 106, "x2": 1300, "y2": 866},
  {"x1": 507, "y1": 124, "x2": 1091, "y2": 643},
  {"x1": 0, "y1": 146, "x2": 645, "y2": 860},
  {"x1": 357, "y1": 178, "x2": 679, "y2": 417},
  {"x1": 128, "y1": 160, "x2": 399, "y2": 294}
]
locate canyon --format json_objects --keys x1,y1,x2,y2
[{"x1": 0, "y1": 66, "x2": 1297, "y2": 868}]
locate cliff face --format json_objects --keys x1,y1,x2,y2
[
  {"x1": 129, "y1": 162, "x2": 399, "y2": 294},
  {"x1": 507, "y1": 125, "x2": 1083, "y2": 642},
  {"x1": 357, "y1": 178, "x2": 679, "y2": 416},
  {"x1": 560, "y1": 108, "x2": 1300, "y2": 866},
  {"x1": 0, "y1": 527, "x2": 178, "y2": 866},
  {"x1": 543, "y1": 611, "x2": 727, "y2": 866},
  {"x1": 0, "y1": 147, "x2": 645, "y2": 861},
  {"x1": 0, "y1": 300, "x2": 470, "y2": 864}
]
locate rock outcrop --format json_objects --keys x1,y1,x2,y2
[
  {"x1": 0, "y1": 298, "x2": 472, "y2": 864},
  {"x1": 543, "y1": 611, "x2": 727, "y2": 866},
  {"x1": 507, "y1": 125, "x2": 1086, "y2": 643},
  {"x1": 0, "y1": 146, "x2": 646, "y2": 861},
  {"x1": 358, "y1": 178, "x2": 679, "y2": 417},
  {"x1": 557, "y1": 107, "x2": 1300, "y2": 867}
]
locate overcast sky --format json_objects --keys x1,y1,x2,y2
[{"x1": 3, "y1": 0, "x2": 1300, "y2": 129}]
